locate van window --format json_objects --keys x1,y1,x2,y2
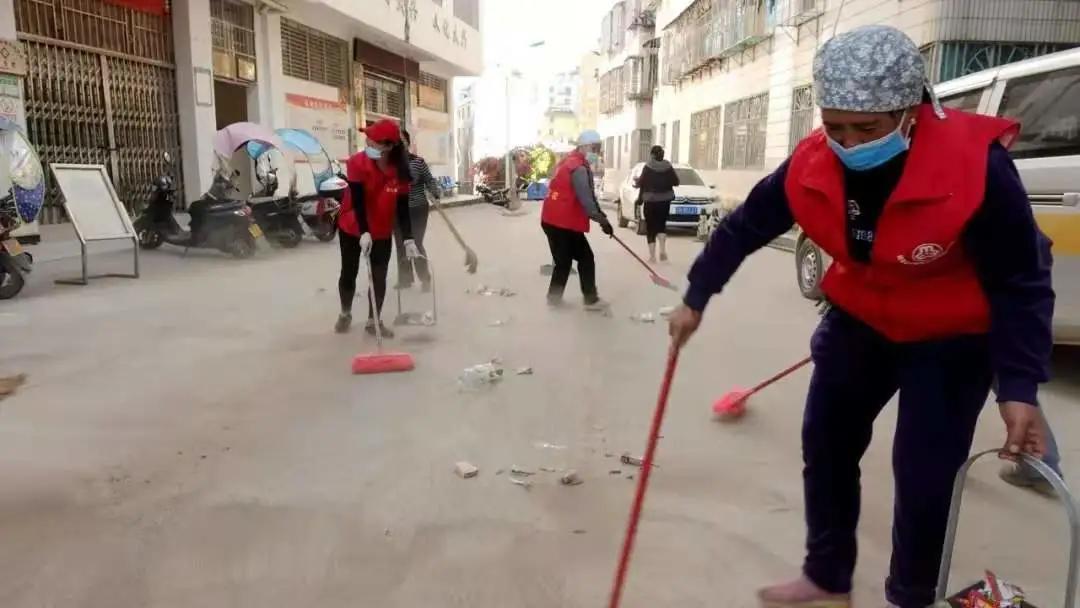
[
  {"x1": 940, "y1": 88, "x2": 984, "y2": 113},
  {"x1": 998, "y1": 66, "x2": 1080, "y2": 159}
]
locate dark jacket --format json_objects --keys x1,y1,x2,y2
[{"x1": 635, "y1": 159, "x2": 679, "y2": 203}]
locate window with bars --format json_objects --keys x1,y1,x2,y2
[
  {"x1": 364, "y1": 72, "x2": 406, "y2": 120},
  {"x1": 722, "y1": 92, "x2": 769, "y2": 170},
  {"x1": 417, "y1": 71, "x2": 448, "y2": 113},
  {"x1": 634, "y1": 128, "x2": 654, "y2": 163},
  {"x1": 210, "y1": 0, "x2": 255, "y2": 80},
  {"x1": 789, "y1": 85, "x2": 815, "y2": 153},
  {"x1": 281, "y1": 19, "x2": 348, "y2": 89},
  {"x1": 689, "y1": 106, "x2": 722, "y2": 169}
]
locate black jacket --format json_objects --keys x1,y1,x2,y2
[{"x1": 636, "y1": 159, "x2": 679, "y2": 203}]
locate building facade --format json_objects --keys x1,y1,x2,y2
[
  {"x1": 3, "y1": 0, "x2": 482, "y2": 223},
  {"x1": 577, "y1": 51, "x2": 602, "y2": 132},
  {"x1": 596, "y1": 0, "x2": 659, "y2": 196},
  {"x1": 595, "y1": 0, "x2": 1080, "y2": 206},
  {"x1": 538, "y1": 68, "x2": 581, "y2": 146},
  {"x1": 454, "y1": 79, "x2": 475, "y2": 187}
]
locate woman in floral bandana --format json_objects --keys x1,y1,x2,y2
[{"x1": 667, "y1": 25, "x2": 1055, "y2": 608}]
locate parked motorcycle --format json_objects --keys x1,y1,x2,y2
[
  {"x1": 0, "y1": 193, "x2": 33, "y2": 299},
  {"x1": 248, "y1": 160, "x2": 305, "y2": 248},
  {"x1": 0, "y1": 116, "x2": 45, "y2": 299},
  {"x1": 476, "y1": 183, "x2": 510, "y2": 207},
  {"x1": 134, "y1": 153, "x2": 260, "y2": 258},
  {"x1": 260, "y1": 128, "x2": 341, "y2": 242}
]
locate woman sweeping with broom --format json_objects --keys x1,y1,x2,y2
[
  {"x1": 667, "y1": 26, "x2": 1054, "y2": 608},
  {"x1": 335, "y1": 119, "x2": 421, "y2": 337}
]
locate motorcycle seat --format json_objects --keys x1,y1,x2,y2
[{"x1": 205, "y1": 200, "x2": 245, "y2": 213}]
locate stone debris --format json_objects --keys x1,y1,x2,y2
[
  {"x1": 455, "y1": 461, "x2": 479, "y2": 479},
  {"x1": 0, "y1": 373, "x2": 27, "y2": 402},
  {"x1": 458, "y1": 361, "x2": 505, "y2": 390},
  {"x1": 515, "y1": 366, "x2": 534, "y2": 376},
  {"x1": 560, "y1": 470, "x2": 584, "y2": 486},
  {"x1": 539, "y1": 466, "x2": 559, "y2": 473},
  {"x1": 509, "y1": 477, "x2": 532, "y2": 489},
  {"x1": 609, "y1": 469, "x2": 622, "y2": 475}
]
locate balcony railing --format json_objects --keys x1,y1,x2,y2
[
  {"x1": 624, "y1": 54, "x2": 658, "y2": 101},
  {"x1": 661, "y1": 0, "x2": 771, "y2": 85}
]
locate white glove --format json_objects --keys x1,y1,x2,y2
[
  {"x1": 359, "y1": 232, "x2": 373, "y2": 256},
  {"x1": 404, "y1": 239, "x2": 422, "y2": 260}
]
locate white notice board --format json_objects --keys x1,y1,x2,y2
[
  {"x1": 48, "y1": 163, "x2": 139, "y2": 286},
  {"x1": 50, "y1": 164, "x2": 135, "y2": 241}
]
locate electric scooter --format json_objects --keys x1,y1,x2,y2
[{"x1": 134, "y1": 153, "x2": 260, "y2": 258}]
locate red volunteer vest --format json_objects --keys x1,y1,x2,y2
[
  {"x1": 541, "y1": 151, "x2": 591, "y2": 233},
  {"x1": 785, "y1": 105, "x2": 1020, "y2": 342},
  {"x1": 339, "y1": 151, "x2": 407, "y2": 239}
]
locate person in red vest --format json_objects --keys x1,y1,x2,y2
[
  {"x1": 667, "y1": 26, "x2": 1054, "y2": 608},
  {"x1": 541, "y1": 129, "x2": 614, "y2": 308},
  {"x1": 335, "y1": 119, "x2": 420, "y2": 337}
]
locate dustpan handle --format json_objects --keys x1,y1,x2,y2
[
  {"x1": 935, "y1": 449, "x2": 1079, "y2": 604},
  {"x1": 364, "y1": 252, "x2": 383, "y2": 349}
]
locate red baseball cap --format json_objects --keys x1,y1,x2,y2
[{"x1": 361, "y1": 119, "x2": 401, "y2": 144}]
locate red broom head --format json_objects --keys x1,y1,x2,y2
[
  {"x1": 351, "y1": 352, "x2": 415, "y2": 374},
  {"x1": 712, "y1": 389, "x2": 750, "y2": 422}
]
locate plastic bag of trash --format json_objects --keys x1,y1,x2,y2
[
  {"x1": 939, "y1": 571, "x2": 1034, "y2": 607},
  {"x1": 458, "y1": 361, "x2": 505, "y2": 390}
]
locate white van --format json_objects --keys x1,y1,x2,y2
[{"x1": 794, "y1": 47, "x2": 1080, "y2": 343}]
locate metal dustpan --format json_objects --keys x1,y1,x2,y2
[
  {"x1": 933, "y1": 450, "x2": 1078, "y2": 607},
  {"x1": 393, "y1": 258, "x2": 437, "y2": 327}
]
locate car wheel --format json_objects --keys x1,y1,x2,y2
[
  {"x1": 796, "y1": 238, "x2": 824, "y2": 300},
  {"x1": 617, "y1": 199, "x2": 629, "y2": 228}
]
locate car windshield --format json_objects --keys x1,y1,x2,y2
[{"x1": 674, "y1": 168, "x2": 704, "y2": 186}]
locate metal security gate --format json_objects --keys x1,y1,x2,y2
[{"x1": 15, "y1": 0, "x2": 182, "y2": 224}]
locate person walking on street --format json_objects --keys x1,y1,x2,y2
[
  {"x1": 335, "y1": 119, "x2": 420, "y2": 337},
  {"x1": 634, "y1": 145, "x2": 679, "y2": 262},
  {"x1": 667, "y1": 26, "x2": 1053, "y2": 608},
  {"x1": 394, "y1": 130, "x2": 439, "y2": 292},
  {"x1": 540, "y1": 129, "x2": 614, "y2": 308}
]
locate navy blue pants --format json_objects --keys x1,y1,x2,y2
[{"x1": 803, "y1": 309, "x2": 992, "y2": 608}]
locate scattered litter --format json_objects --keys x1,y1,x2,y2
[
  {"x1": 495, "y1": 468, "x2": 505, "y2": 476},
  {"x1": 455, "y1": 461, "x2": 479, "y2": 478},
  {"x1": 510, "y1": 466, "x2": 535, "y2": 476},
  {"x1": 467, "y1": 284, "x2": 518, "y2": 297},
  {"x1": 509, "y1": 477, "x2": 532, "y2": 489},
  {"x1": 534, "y1": 441, "x2": 568, "y2": 450},
  {"x1": 560, "y1": 470, "x2": 584, "y2": 486},
  {"x1": 385, "y1": 528, "x2": 392, "y2": 536},
  {"x1": 609, "y1": 469, "x2": 622, "y2": 475},
  {"x1": 515, "y1": 366, "x2": 534, "y2": 376},
  {"x1": 421, "y1": 311, "x2": 436, "y2": 326},
  {"x1": 658, "y1": 306, "x2": 676, "y2": 318},
  {"x1": 620, "y1": 453, "x2": 657, "y2": 468},
  {"x1": 539, "y1": 466, "x2": 559, "y2": 473},
  {"x1": 458, "y1": 361, "x2": 505, "y2": 390},
  {"x1": 630, "y1": 312, "x2": 656, "y2": 323},
  {"x1": 316, "y1": 287, "x2": 327, "y2": 293},
  {"x1": 0, "y1": 373, "x2": 27, "y2": 402},
  {"x1": 488, "y1": 319, "x2": 510, "y2": 327},
  {"x1": 626, "y1": 474, "x2": 635, "y2": 480},
  {"x1": 572, "y1": 529, "x2": 587, "y2": 535},
  {"x1": 592, "y1": 424, "x2": 606, "y2": 431},
  {"x1": 946, "y1": 571, "x2": 1029, "y2": 607}
]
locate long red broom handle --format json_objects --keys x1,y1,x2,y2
[
  {"x1": 608, "y1": 345, "x2": 681, "y2": 608},
  {"x1": 748, "y1": 356, "x2": 812, "y2": 394},
  {"x1": 611, "y1": 234, "x2": 663, "y2": 277}
]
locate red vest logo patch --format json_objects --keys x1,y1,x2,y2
[{"x1": 898, "y1": 242, "x2": 949, "y2": 265}]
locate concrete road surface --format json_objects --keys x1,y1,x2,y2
[{"x1": 0, "y1": 204, "x2": 1076, "y2": 607}]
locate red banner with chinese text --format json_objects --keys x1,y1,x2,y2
[{"x1": 104, "y1": 0, "x2": 167, "y2": 15}]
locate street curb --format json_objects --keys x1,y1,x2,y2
[{"x1": 440, "y1": 196, "x2": 483, "y2": 209}]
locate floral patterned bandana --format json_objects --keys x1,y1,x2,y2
[{"x1": 813, "y1": 25, "x2": 945, "y2": 118}]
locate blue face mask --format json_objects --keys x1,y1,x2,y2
[
  {"x1": 586, "y1": 152, "x2": 600, "y2": 165},
  {"x1": 826, "y1": 114, "x2": 911, "y2": 171},
  {"x1": 365, "y1": 146, "x2": 383, "y2": 160}
]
